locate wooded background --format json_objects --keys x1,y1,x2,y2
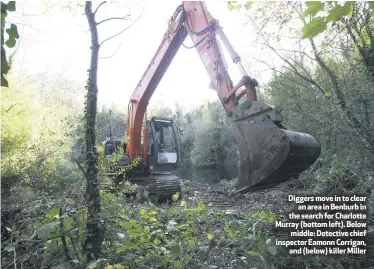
[{"x1": 1, "y1": 1, "x2": 373, "y2": 268}]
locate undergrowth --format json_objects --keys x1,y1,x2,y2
[
  {"x1": 2, "y1": 156, "x2": 373, "y2": 269},
  {"x1": 1, "y1": 184, "x2": 279, "y2": 269}
]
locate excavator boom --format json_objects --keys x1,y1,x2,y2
[{"x1": 125, "y1": 1, "x2": 321, "y2": 195}]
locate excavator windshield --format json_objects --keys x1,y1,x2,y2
[
  {"x1": 149, "y1": 118, "x2": 178, "y2": 164},
  {"x1": 147, "y1": 117, "x2": 179, "y2": 168}
]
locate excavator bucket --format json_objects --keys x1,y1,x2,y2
[{"x1": 228, "y1": 101, "x2": 321, "y2": 195}]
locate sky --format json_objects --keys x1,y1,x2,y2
[{"x1": 7, "y1": 1, "x2": 282, "y2": 112}]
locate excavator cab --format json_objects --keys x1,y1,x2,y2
[
  {"x1": 109, "y1": 116, "x2": 181, "y2": 201},
  {"x1": 104, "y1": 140, "x2": 122, "y2": 156},
  {"x1": 103, "y1": 117, "x2": 180, "y2": 174},
  {"x1": 146, "y1": 117, "x2": 181, "y2": 173}
]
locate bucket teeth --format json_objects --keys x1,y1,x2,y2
[{"x1": 231, "y1": 115, "x2": 321, "y2": 195}]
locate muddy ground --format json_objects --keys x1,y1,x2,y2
[
  {"x1": 181, "y1": 177, "x2": 374, "y2": 251},
  {"x1": 182, "y1": 178, "x2": 302, "y2": 213}
]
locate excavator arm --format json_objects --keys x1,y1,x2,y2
[
  {"x1": 127, "y1": 2, "x2": 255, "y2": 160},
  {"x1": 126, "y1": 1, "x2": 321, "y2": 195}
]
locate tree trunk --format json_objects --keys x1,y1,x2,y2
[
  {"x1": 345, "y1": 2, "x2": 374, "y2": 84},
  {"x1": 309, "y1": 38, "x2": 374, "y2": 158},
  {"x1": 83, "y1": 1, "x2": 103, "y2": 261}
]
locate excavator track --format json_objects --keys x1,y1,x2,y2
[
  {"x1": 153, "y1": 174, "x2": 182, "y2": 202},
  {"x1": 121, "y1": 172, "x2": 182, "y2": 203}
]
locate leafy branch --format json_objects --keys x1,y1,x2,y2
[{"x1": 1, "y1": 1, "x2": 19, "y2": 87}]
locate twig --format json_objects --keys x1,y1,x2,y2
[
  {"x1": 5, "y1": 104, "x2": 18, "y2": 113},
  {"x1": 59, "y1": 208, "x2": 72, "y2": 261},
  {"x1": 13, "y1": 245, "x2": 16, "y2": 269},
  {"x1": 99, "y1": 3, "x2": 146, "y2": 46},
  {"x1": 99, "y1": 18, "x2": 138, "y2": 46},
  {"x1": 94, "y1": 1, "x2": 106, "y2": 16},
  {"x1": 99, "y1": 42, "x2": 122, "y2": 59},
  {"x1": 73, "y1": 157, "x2": 88, "y2": 179},
  {"x1": 97, "y1": 15, "x2": 131, "y2": 25},
  {"x1": 67, "y1": 230, "x2": 82, "y2": 259},
  {"x1": 250, "y1": 18, "x2": 328, "y2": 97},
  {"x1": 202, "y1": 186, "x2": 211, "y2": 199}
]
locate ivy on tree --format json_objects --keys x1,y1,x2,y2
[{"x1": 83, "y1": 1, "x2": 139, "y2": 261}]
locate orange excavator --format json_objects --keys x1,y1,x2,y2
[{"x1": 105, "y1": 1, "x2": 321, "y2": 201}]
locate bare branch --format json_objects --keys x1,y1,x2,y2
[
  {"x1": 275, "y1": 48, "x2": 316, "y2": 61},
  {"x1": 59, "y1": 208, "x2": 72, "y2": 261},
  {"x1": 253, "y1": 23, "x2": 327, "y2": 96},
  {"x1": 94, "y1": 1, "x2": 106, "y2": 16},
  {"x1": 99, "y1": 3, "x2": 146, "y2": 47},
  {"x1": 5, "y1": 104, "x2": 18, "y2": 113},
  {"x1": 100, "y1": 42, "x2": 123, "y2": 59},
  {"x1": 73, "y1": 157, "x2": 88, "y2": 179},
  {"x1": 97, "y1": 15, "x2": 131, "y2": 25},
  {"x1": 251, "y1": 56, "x2": 316, "y2": 92}
]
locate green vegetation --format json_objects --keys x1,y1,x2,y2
[
  {"x1": 1, "y1": 76, "x2": 82, "y2": 194},
  {"x1": 1, "y1": 1, "x2": 374, "y2": 269},
  {"x1": 1, "y1": 1, "x2": 19, "y2": 87}
]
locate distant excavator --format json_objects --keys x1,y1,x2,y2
[{"x1": 104, "y1": 1, "x2": 321, "y2": 201}]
